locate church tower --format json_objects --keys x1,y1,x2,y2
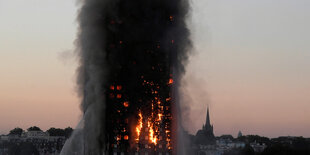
[
  {"x1": 203, "y1": 107, "x2": 214, "y2": 135},
  {"x1": 195, "y1": 106, "x2": 215, "y2": 145}
]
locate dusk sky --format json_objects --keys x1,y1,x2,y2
[{"x1": 0, "y1": 0, "x2": 309, "y2": 138}]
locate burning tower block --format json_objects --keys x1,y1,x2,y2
[
  {"x1": 105, "y1": 36, "x2": 175, "y2": 154},
  {"x1": 73, "y1": 0, "x2": 191, "y2": 154}
]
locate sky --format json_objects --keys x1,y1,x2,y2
[{"x1": 0, "y1": 0, "x2": 309, "y2": 138}]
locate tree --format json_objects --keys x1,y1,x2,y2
[
  {"x1": 64, "y1": 127, "x2": 73, "y2": 138},
  {"x1": 46, "y1": 127, "x2": 73, "y2": 137},
  {"x1": 47, "y1": 128, "x2": 65, "y2": 136},
  {"x1": 223, "y1": 144, "x2": 255, "y2": 155},
  {"x1": 9, "y1": 127, "x2": 23, "y2": 136},
  {"x1": 241, "y1": 144, "x2": 255, "y2": 155},
  {"x1": 220, "y1": 134, "x2": 234, "y2": 140},
  {"x1": 27, "y1": 126, "x2": 42, "y2": 131},
  {"x1": 237, "y1": 135, "x2": 270, "y2": 145},
  {"x1": 8, "y1": 142, "x2": 39, "y2": 155}
]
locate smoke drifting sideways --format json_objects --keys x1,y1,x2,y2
[{"x1": 61, "y1": 0, "x2": 191, "y2": 154}]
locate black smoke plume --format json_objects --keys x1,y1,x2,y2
[{"x1": 61, "y1": 0, "x2": 191, "y2": 154}]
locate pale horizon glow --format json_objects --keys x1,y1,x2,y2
[{"x1": 0, "y1": 0, "x2": 309, "y2": 138}]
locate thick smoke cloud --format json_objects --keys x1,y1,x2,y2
[{"x1": 61, "y1": 0, "x2": 191, "y2": 154}]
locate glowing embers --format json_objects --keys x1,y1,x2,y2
[
  {"x1": 109, "y1": 84, "x2": 129, "y2": 150},
  {"x1": 123, "y1": 101, "x2": 129, "y2": 107},
  {"x1": 117, "y1": 135, "x2": 121, "y2": 141},
  {"x1": 110, "y1": 85, "x2": 122, "y2": 90},
  {"x1": 168, "y1": 78, "x2": 173, "y2": 85},
  {"x1": 109, "y1": 85, "x2": 123, "y2": 99},
  {"x1": 116, "y1": 94, "x2": 122, "y2": 98},
  {"x1": 116, "y1": 85, "x2": 122, "y2": 90}
]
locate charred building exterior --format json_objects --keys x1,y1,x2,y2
[
  {"x1": 102, "y1": 5, "x2": 177, "y2": 155},
  {"x1": 72, "y1": 0, "x2": 191, "y2": 154},
  {"x1": 105, "y1": 63, "x2": 173, "y2": 154}
]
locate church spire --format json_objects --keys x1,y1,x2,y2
[
  {"x1": 206, "y1": 106, "x2": 211, "y2": 127},
  {"x1": 195, "y1": 105, "x2": 215, "y2": 145}
]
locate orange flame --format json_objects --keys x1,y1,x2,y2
[
  {"x1": 133, "y1": 79, "x2": 172, "y2": 149},
  {"x1": 136, "y1": 112, "x2": 143, "y2": 142},
  {"x1": 148, "y1": 121, "x2": 157, "y2": 145},
  {"x1": 158, "y1": 113, "x2": 162, "y2": 121},
  {"x1": 117, "y1": 135, "x2": 121, "y2": 141}
]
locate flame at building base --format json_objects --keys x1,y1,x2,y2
[
  {"x1": 61, "y1": 0, "x2": 191, "y2": 154},
  {"x1": 104, "y1": 73, "x2": 174, "y2": 154}
]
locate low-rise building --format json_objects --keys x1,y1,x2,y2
[
  {"x1": 0, "y1": 131, "x2": 66, "y2": 155},
  {"x1": 250, "y1": 142, "x2": 267, "y2": 152}
]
